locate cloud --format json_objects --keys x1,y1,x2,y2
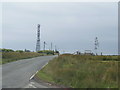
[{"x1": 2, "y1": 2, "x2": 118, "y2": 54}]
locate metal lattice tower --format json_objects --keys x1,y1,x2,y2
[
  {"x1": 95, "y1": 37, "x2": 99, "y2": 55},
  {"x1": 36, "y1": 24, "x2": 40, "y2": 52}
]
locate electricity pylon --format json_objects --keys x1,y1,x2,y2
[{"x1": 95, "y1": 37, "x2": 99, "y2": 55}]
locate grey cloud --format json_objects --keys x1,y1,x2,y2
[{"x1": 2, "y1": 2, "x2": 118, "y2": 54}]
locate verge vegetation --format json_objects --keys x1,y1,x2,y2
[
  {"x1": 2, "y1": 52, "x2": 44, "y2": 64},
  {"x1": 1, "y1": 48, "x2": 58, "y2": 64},
  {"x1": 37, "y1": 50, "x2": 59, "y2": 55},
  {"x1": 36, "y1": 54, "x2": 119, "y2": 88}
]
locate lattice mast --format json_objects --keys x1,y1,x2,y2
[
  {"x1": 36, "y1": 24, "x2": 40, "y2": 52},
  {"x1": 95, "y1": 37, "x2": 99, "y2": 55}
]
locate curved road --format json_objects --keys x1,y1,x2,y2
[{"x1": 2, "y1": 55, "x2": 57, "y2": 88}]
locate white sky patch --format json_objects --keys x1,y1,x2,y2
[
  {"x1": 0, "y1": 3, "x2": 2, "y2": 48},
  {"x1": 1, "y1": 0, "x2": 119, "y2": 2}
]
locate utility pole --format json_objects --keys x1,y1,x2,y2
[
  {"x1": 36, "y1": 24, "x2": 40, "y2": 52},
  {"x1": 95, "y1": 37, "x2": 99, "y2": 55},
  {"x1": 43, "y1": 41, "x2": 47, "y2": 51},
  {"x1": 55, "y1": 45, "x2": 57, "y2": 51},
  {"x1": 51, "y1": 42, "x2": 53, "y2": 51}
]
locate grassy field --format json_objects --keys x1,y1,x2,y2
[
  {"x1": 1, "y1": 52, "x2": 44, "y2": 64},
  {"x1": 36, "y1": 54, "x2": 119, "y2": 88},
  {"x1": 0, "y1": 52, "x2": 2, "y2": 64}
]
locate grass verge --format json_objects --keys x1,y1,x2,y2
[
  {"x1": 36, "y1": 54, "x2": 119, "y2": 88},
  {"x1": 2, "y1": 52, "x2": 45, "y2": 64}
]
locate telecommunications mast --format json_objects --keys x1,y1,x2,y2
[{"x1": 36, "y1": 24, "x2": 40, "y2": 52}]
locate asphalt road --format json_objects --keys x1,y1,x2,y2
[
  {"x1": 2, "y1": 55, "x2": 57, "y2": 88},
  {"x1": 0, "y1": 65, "x2": 2, "y2": 89}
]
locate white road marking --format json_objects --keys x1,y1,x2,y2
[
  {"x1": 30, "y1": 74, "x2": 35, "y2": 80},
  {"x1": 29, "y1": 83, "x2": 37, "y2": 88},
  {"x1": 28, "y1": 62, "x2": 49, "y2": 88},
  {"x1": 24, "y1": 82, "x2": 37, "y2": 88},
  {"x1": 41, "y1": 62, "x2": 48, "y2": 69},
  {"x1": 29, "y1": 62, "x2": 48, "y2": 80}
]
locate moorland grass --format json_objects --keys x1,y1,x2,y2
[
  {"x1": 0, "y1": 52, "x2": 2, "y2": 64},
  {"x1": 36, "y1": 54, "x2": 119, "y2": 88},
  {"x1": 2, "y1": 52, "x2": 44, "y2": 64}
]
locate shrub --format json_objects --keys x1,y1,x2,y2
[
  {"x1": 1, "y1": 49, "x2": 14, "y2": 52},
  {"x1": 24, "y1": 49, "x2": 31, "y2": 52},
  {"x1": 16, "y1": 50, "x2": 24, "y2": 53},
  {"x1": 38, "y1": 50, "x2": 54, "y2": 55}
]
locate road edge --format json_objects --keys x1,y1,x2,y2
[
  {"x1": 28, "y1": 61, "x2": 51, "y2": 88},
  {"x1": 29, "y1": 62, "x2": 48, "y2": 81}
]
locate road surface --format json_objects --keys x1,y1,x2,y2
[
  {"x1": 2, "y1": 55, "x2": 57, "y2": 88},
  {"x1": 0, "y1": 65, "x2": 2, "y2": 89}
]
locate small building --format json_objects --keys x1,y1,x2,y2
[
  {"x1": 73, "y1": 51, "x2": 81, "y2": 55},
  {"x1": 84, "y1": 50, "x2": 94, "y2": 55}
]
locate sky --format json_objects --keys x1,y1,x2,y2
[{"x1": 1, "y1": 2, "x2": 118, "y2": 55}]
